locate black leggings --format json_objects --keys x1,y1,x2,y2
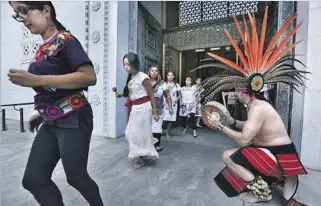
[
  {"x1": 153, "y1": 133, "x2": 161, "y2": 147},
  {"x1": 181, "y1": 113, "x2": 197, "y2": 130},
  {"x1": 22, "y1": 115, "x2": 103, "y2": 206}
]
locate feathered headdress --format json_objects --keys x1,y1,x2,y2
[{"x1": 192, "y1": 7, "x2": 310, "y2": 106}]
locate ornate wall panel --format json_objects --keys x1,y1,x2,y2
[
  {"x1": 84, "y1": 1, "x2": 90, "y2": 53},
  {"x1": 87, "y1": 1, "x2": 110, "y2": 136},
  {"x1": 128, "y1": 2, "x2": 138, "y2": 53},
  {"x1": 276, "y1": 1, "x2": 295, "y2": 132},
  {"x1": 178, "y1": 1, "x2": 259, "y2": 26},
  {"x1": 137, "y1": 3, "x2": 163, "y2": 74},
  {"x1": 103, "y1": 1, "x2": 109, "y2": 134},
  {"x1": 164, "y1": 19, "x2": 262, "y2": 51}
]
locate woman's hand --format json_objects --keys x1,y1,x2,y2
[
  {"x1": 116, "y1": 93, "x2": 122, "y2": 98},
  {"x1": 29, "y1": 114, "x2": 43, "y2": 133},
  {"x1": 153, "y1": 112, "x2": 159, "y2": 122},
  {"x1": 169, "y1": 108, "x2": 174, "y2": 115},
  {"x1": 8, "y1": 69, "x2": 40, "y2": 87}
]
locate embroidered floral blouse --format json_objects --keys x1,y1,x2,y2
[{"x1": 28, "y1": 31, "x2": 93, "y2": 128}]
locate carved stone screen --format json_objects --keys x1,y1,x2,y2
[
  {"x1": 21, "y1": 25, "x2": 42, "y2": 64},
  {"x1": 229, "y1": 1, "x2": 258, "y2": 16},
  {"x1": 178, "y1": 1, "x2": 202, "y2": 26},
  {"x1": 179, "y1": 1, "x2": 259, "y2": 26}
]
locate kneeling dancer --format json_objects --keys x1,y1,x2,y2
[{"x1": 198, "y1": 7, "x2": 309, "y2": 206}]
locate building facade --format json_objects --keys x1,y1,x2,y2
[{"x1": 1, "y1": 1, "x2": 321, "y2": 170}]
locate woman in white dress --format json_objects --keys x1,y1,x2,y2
[
  {"x1": 180, "y1": 77, "x2": 198, "y2": 137},
  {"x1": 163, "y1": 71, "x2": 181, "y2": 138},
  {"x1": 113, "y1": 52, "x2": 159, "y2": 168},
  {"x1": 148, "y1": 67, "x2": 173, "y2": 151}
]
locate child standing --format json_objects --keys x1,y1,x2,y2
[{"x1": 180, "y1": 77, "x2": 197, "y2": 137}]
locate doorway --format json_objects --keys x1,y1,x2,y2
[{"x1": 180, "y1": 46, "x2": 237, "y2": 87}]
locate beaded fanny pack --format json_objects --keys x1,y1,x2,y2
[{"x1": 34, "y1": 92, "x2": 88, "y2": 121}]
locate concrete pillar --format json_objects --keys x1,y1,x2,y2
[
  {"x1": 299, "y1": 2, "x2": 321, "y2": 170},
  {"x1": 88, "y1": 1, "x2": 130, "y2": 138}
]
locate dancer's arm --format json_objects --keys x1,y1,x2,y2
[
  {"x1": 231, "y1": 120, "x2": 245, "y2": 130},
  {"x1": 115, "y1": 93, "x2": 123, "y2": 98},
  {"x1": 143, "y1": 79, "x2": 158, "y2": 116},
  {"x1": 37, "y1": 66, "x2": 96, "y2": 89},
  {"x1": 207, "y1": 106, "x2": 265, "y2": 146},
  {"x1": 177, "y1": 84, "x2": 182, "y2": 101},
  {"x1": 164, "y1": 89, "x2": 173, "y2": 113}
]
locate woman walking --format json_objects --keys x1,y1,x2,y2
[
  {"x1": 148, "y1": 67, "x2": 173, "y2": 152},
  {"x1": 180, "y1": 77, "x2": 198, "y2": 137},
  {"x1": 8, "y1": 1, "x2": 103, "y2": 205},
  {"x1": 113, "y1": 53, "x2": 159, "y2": 168},
  {"x1": 163, "y1": 71, "x2": 181, "y2": 138}
]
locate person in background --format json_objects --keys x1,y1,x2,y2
[
  {"x1": 163, "y1": 71, "x2": 181, "y2": 138},
  {"x1": 113, "y1": 52, "x2": 159, "y2": 168},
  {"x1": 8, "y1": 1, "x2": 104, "y2": 205},
  {"x1": 180, "y1": 77, "x2": 197, "y2": 137},
  {"x1": 148, "y1": 66, "x2": 173, "y2": 152}
]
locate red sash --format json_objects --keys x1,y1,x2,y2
[{"x1": 125, "y1": 96, "x2": 150, "y2": 115}]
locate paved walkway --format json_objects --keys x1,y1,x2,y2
[{"x1": 1, "y1": 120, "x2": 321, "y2": 206}]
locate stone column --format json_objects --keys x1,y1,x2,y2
[
  {"x1": 289, "y1": 2, "x2": 308, "y2": 155},
  {"x1": 88, "y1": 1, "x2": 131, "y2": 138},
  {"x1": 298, "y1": 2, "x2": 321, "y2": 170},
  {"x1": 87, "y1": 1, "x2": 111, "y2": 137},
  {"x1": 108, "y1": 1, "x2": 130, "y2": 137},
  {"x1": 276, "y1": 1, "x2": 295, "y2": 134}
]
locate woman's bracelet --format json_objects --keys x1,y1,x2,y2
[{"x1": 218, "y1": 123, "x2": 225, "y2": 131}]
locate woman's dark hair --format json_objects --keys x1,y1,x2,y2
[
  {"x1": 123, "y1": 52, "x2": 140, "y2": 97},
  {"x1": 9, "y1": 1, "x2": 67, "y2": 31},
  {"x1": 165, "y1": 71, "x2": 177, "y2": 85}
]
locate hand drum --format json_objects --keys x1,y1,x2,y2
[{"x1": 202, "y1": 101, "x2": 235, "y2": 127}]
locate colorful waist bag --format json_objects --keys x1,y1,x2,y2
[{"x1": 34, "y1": 92, "x2": 88, "y2": 121}]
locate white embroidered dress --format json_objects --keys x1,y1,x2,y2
[
  {"x1": 163, "y1": 82, "x2": 181, "y2": 121},
  {"x1": 152, "y1": 82, "x2": 168, "y2": 133},
  {"x1": 125, "y1": 72, "x2": 159, "y2": 160}
]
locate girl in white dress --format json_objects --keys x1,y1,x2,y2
[
  {"x1": 148, "y1": 67, "x2": 173, "y2": 151},
  {"x1": 163, "y1": 71, "x2": 182, "y2": 138},
  {"x1": 180, "y1": 77, "x2": 198, "y2": 137},
  {"x1": 113, "y1": 52, "x2": 159, "y2": 168}
]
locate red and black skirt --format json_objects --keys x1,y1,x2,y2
[{"x1": 214, "y1": 143, "x2": 307, "y2": 203}]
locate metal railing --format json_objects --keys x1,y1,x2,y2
[{"x1": 1, "y1": 102, "x2": 34, "y2": 133}]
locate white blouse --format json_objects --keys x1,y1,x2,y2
[{"x1": 128, "y1": 72, "x2": 149, "y2": 101}]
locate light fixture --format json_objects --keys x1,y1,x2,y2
[
  {"x1": 210, "y1": 47, "x2": 221, "y2": 51},
  {"x1": 195, "y1": 49, "x2": 205, "y2": 52}
]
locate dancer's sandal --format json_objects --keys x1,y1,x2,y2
[{"x1": 155, "y1": 146, "x2": 163, "y2": 152}]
